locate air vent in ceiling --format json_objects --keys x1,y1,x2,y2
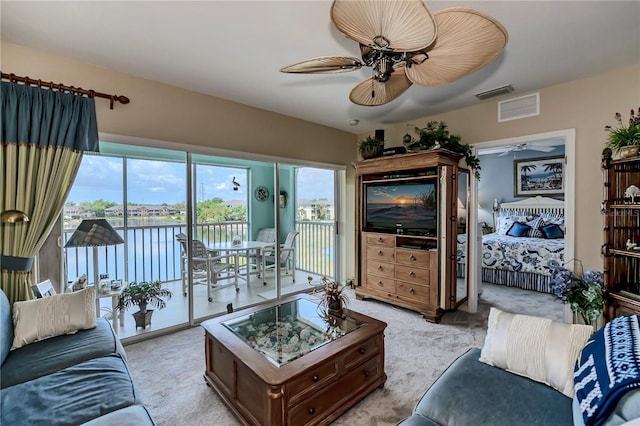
[
  {"x1": 498, "y1": 93, "x2": 540, "y2": 122},
  {"x1": 474, "y1": 84, "x2": 514, "y2": 100}
]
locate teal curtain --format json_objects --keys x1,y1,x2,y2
[{"x1": 1, "y1": 82, "x2": 99, "y2": 304}]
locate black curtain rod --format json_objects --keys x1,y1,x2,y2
[{"x1": 1, "y1": 71, "x2": 130, "y2": 109}]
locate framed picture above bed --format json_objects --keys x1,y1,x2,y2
[{"x1": 513, "y1": 156, "x2": 565, "y2": 197}]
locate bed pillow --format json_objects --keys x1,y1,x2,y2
[
  {"x1": 540, "y1": 213, "x2": 565, "y2": 232},
  {"x1": 11, "y1": 287, "x2": 96, "y2": 350},
  {"x1": 525, "y1": 216, "x2": 546, "y2": 238},
  {"x1": 541, "y1": 223, "x2": 564, "y2": 239},
  {"x1": 480, "y1": 307, "x2": 593, "y2": 397},
  {"x1": 496, "y1": 214, "x2": 531, "y2": 235},
  {"x1": 506, "y1": 221, "x2": 531, "y2": 237}
]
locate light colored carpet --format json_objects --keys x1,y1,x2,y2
[{"x1": 126, "y1": 283, "x2": 563, "y2": 426}]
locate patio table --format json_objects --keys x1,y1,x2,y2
[{"x1": 208, "y1": 241, "x2": 274, "y2": 286}]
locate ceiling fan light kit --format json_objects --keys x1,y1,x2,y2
[{"x1": 281, "y1": 0, "x2": 508, "y2": 106}]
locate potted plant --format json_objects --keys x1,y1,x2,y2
[
  {"x1": 404, "y1": 121, "x2": 481, "y2": 179},
  {"x1": 550, "y1": 262, "x2": 604, "y2": 327},
  {"x1": 116, "y1": 281, "x2": 173, "y2": 329},
  {"x1": 604, "y1": 108, "x2": 640, "y2": 158},
  {"x1": 308, "y1": 275, "x2": 349, "y2": 316},
  {"x1": 359, "y1": 135, "x2": 384, "y2": 160}
]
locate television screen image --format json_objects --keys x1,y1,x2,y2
[{"x1": 365, "y1": 180, "x2": 437, "y2": 234}]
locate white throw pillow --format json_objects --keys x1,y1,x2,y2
[
  {"x1": 11, "y1": 286, "x2": 97, "y2": 350},
  {"x1": 480, "y1": 307, "x2": 593, "y2": 397}
]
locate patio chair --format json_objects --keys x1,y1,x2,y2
[
  {"x1": 175, "y1": 233, "x2": 238, "y2": 302},
  {"x1": 238, "y1": 227, "x2": 276, "y2": 278},
  {"x1": 260, "y1": 230, "x2": 299, "y2": 284}
]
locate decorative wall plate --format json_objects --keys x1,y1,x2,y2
[{"x1": 254, "y1": 186, "x2": 269, "y2": 202}]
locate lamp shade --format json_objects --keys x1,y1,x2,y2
[
  {"x1": 64, "y1": 219, "x2": 124, "y2": 248},
  {"x1": 1, "y1": 210, "x2": 30, "y2": 223}
]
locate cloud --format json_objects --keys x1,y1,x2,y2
[{"x1": 296, "y1": 168, "x2": 334, "y2": 200}]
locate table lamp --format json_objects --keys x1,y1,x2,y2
[{"x1": 64, "y1": 219, "x2": 125, "y2": 288}]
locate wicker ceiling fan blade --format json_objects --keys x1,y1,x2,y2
[
  {"x1": 280, "y1": 56, "x2": 363, "y2": 74},
  {"x1": 349, "y1": 68, "x2": 412, "y2": 106},
  {"x1": 405, "y1": 7, "x2": 508, "y2": 87},
  {"x1": 331, "y1": 0, "x2": 437, "y2": 51}
]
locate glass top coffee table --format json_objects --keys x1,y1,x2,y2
[
  {"x1": 222, "y1": 298, "x2": 366, "y2": 367},
  {"x1": 202, "y1": 294, "x2": 386, "y2": 426}
]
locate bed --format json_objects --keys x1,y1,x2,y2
[{"x1": 457, "y1": 196, "x2": 565, "y2": 293}]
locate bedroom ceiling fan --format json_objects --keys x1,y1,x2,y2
[
  {"x1": 280, "y1": 0, "x2": 508, "y2": 106},
  {"x1": 480, "y1": 143, "x2": 558, "y2": 157}
]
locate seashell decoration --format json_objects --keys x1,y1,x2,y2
[{"x1": 624, "y1": 185, "x2": 640, "y2": 203}]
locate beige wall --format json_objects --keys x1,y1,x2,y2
[
  {"x1": 2, "y1": 42, "x2": 357, "y2": 163},
  {"x1": 364, "y1": 64, "x2": 640, "y2": 270},
  {"x1": 2, "y1": 41, "x2": 359, "y2": 279},
  {"x1": 4, "y1": 40, "x2": 638, "y2": 274}
]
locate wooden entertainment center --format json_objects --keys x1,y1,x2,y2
[{"x1": 354, "y1": 150, "x2": 466, "y2": 323}]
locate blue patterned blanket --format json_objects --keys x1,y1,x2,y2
[
  {"x1": 457, "y1": 233, "x2": 564, "y2": 276},
  {"x1": 574, "y1": 315, "x2": 640, "y2": 426}
]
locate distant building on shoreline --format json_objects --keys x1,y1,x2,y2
[{"x1": 104, "y1": 205, "x2": 177, "y2": 217}]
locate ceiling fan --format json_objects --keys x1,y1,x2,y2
[
  {"x1": 479, "y1": 144, "x2": 558, "y2": 157},
  {"x1": 280, "y1": 0, "x2": 508, "y2": 106}
]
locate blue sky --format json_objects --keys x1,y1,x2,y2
[{"x1": 67, "y1": 156, "x2": 334, "y2": 205}]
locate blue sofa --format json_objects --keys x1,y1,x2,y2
[
  {"x1": 398, "y1": 346, "x2": 640, "y2": 425},
  {"x1": 0, "y1": 289, "x2": 153, "y2": 425}
]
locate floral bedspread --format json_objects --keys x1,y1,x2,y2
[{"x1": 457, "y1": 233, "x2": 564, "y2": 277}]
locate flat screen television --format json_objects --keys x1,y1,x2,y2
[{"x1": 363, "y1": 178, "x2": 437, "y2": 236}]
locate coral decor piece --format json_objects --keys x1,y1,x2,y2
[{"x1": 625, "y1": 185, "x2": 640, "y2": 203}]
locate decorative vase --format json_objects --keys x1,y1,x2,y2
[
  {"x1": 133, "y1": 309, "x2": 154, "y2": 329},
  {"x1": 619, "y1": 146, "x2": 639, "y2": 159},
  {"x1": 572, "y1": 311, "x2": 604, "y2": 331},
  {"x1": 327, "y1": 298, "x2": 344, "y2": 317},
  {"x1": 360, "y1": 145, "x2": 383, "y2": 160}
]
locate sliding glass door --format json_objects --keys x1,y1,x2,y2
[
  {"x1": 294, "y1": 167, "x2": 337, "y2": 286},
  {"x1": 61, "y1": 142, "x2": 342, "y2": 340}
]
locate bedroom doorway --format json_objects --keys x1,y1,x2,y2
[{"x1": 467, "y1": 129, "x2": 575, "y2": 319}]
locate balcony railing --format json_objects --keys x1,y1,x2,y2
[{"x1": 64, "y1": 220, "x2": 334, "y2": 284}]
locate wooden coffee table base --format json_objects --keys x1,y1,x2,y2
[{"x1": 202, "y1": 296, "x2": 387, "y2": 426}]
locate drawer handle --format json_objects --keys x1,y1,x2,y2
[
  {"x1": 360, "y1": 348, "x2": 366, "y2": 355},
  {"x1": 409, "y1": 254, "x2": 416, "y2": 261},
  {"x1": 313, "y1": 375, "x2": 319, "y2": 382},
  {"x1": 363, "y1": 370, "x2": 370, "y2": 377},
  {"x1": 378, "y1": 250, "x2": 383, "y2": 255},
  {"x1": 410, "y1": 288, "x2": 415, "y2": 294},
  {"x1": 377, "y1": 237, "x2": 383, "y2": 242},
  {"x1": 377, "y1": 281, "x2": 383, "y2": 286},
  {"x1": 309, "y1": 408, "x2": 315, "y2": 415},
  {"x1": 409, "y1": 271, "x2": 415, "y2": 277},
  {"x1": 377, "y1": 265, "x2": 383, "y2": 271}
]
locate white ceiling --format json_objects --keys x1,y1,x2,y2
[{"x1": 2, "y1": 1, "x2": 639, "y2": 134}]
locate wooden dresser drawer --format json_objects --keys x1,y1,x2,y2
[
  {"x1": 342, "y1": 334, "x2": 381, "y2": 370},
  {"x1": 395, "y1": 264, "x2": 431, "y2": 285},
  {"x1": 396, "y1": 281, "x2": 431, "y2": 304},
  {"x1": 366, "y1": 245, "x2": 395, "y2": 263},
  {"x1": 366, "y1": 260, "x2": 395, "y2": 279},
  {"x1": 395, "y1": 248, "x2": 432, "y2": 267},
  {"x1": 365, "y1": 275, "x2": 395, "y2": 293},
  {"x1": 287, "y1": 360, "x2": 339, "y2": 405},
  {"x1": 288, "y1": 355, "x2": 382, "y2": 426},
  {"x1": 365, "y1": 233, "x2": 395, "y2": 247}
]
